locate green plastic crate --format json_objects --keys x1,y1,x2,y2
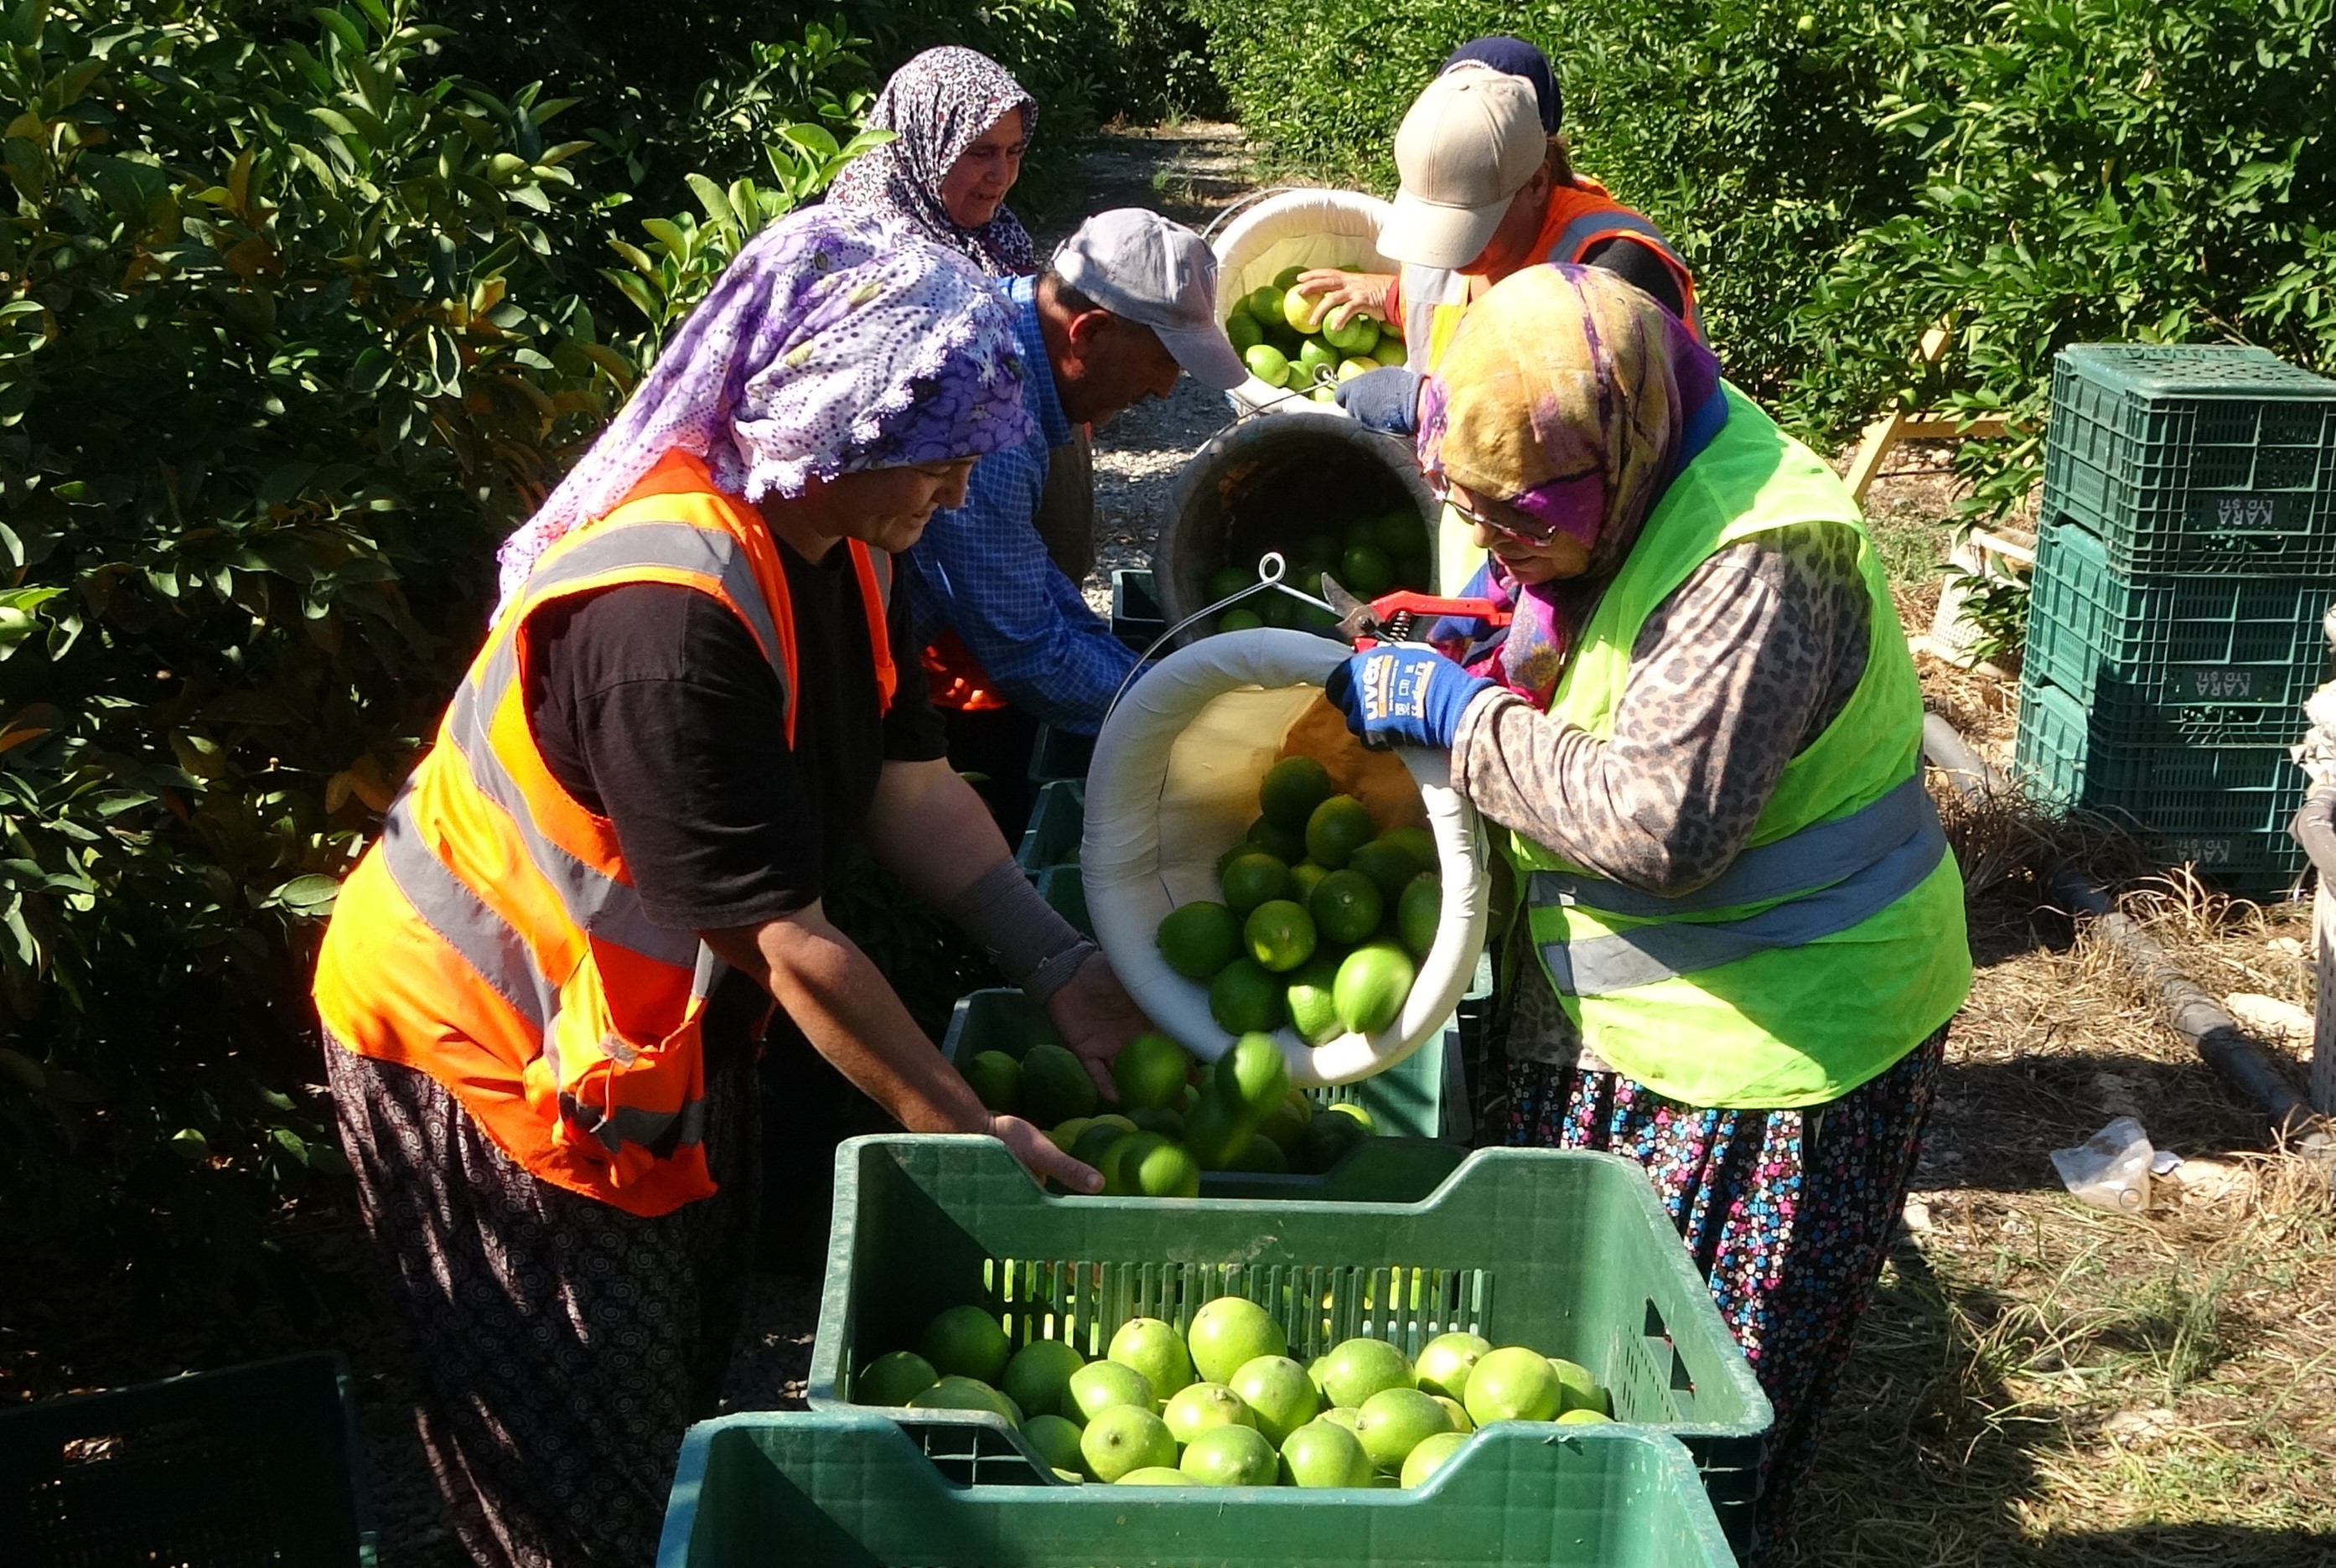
[
  {"x1": 941, "y1": 988, "x2": 1448, "y2": 1141},
  {"x1": 2015, "y1": 676, "x2": 2309, "y2": 892},
  {"x1": 805, "y1": 1136, "x2": 1772, "y2": 1547},
  {"x1": 2023, "y1": 518, "x2": 2336, "y2": 733},
  {"x1": 1027, "y1": 727, "x2": 1094, "y2": 786},
  {"x1": 656, "y1": 1410, "x2": 1736, "y2": 1568},
  {"x1": 0, "y1": 1352, "x2": 379, "y2": 1565},
  {"x1": 1014, "y1": 779, "x2": 1084, "y2": 877},
  {"x1": 1111, "y1": 568, "x2": 1165, "y2": 650},
  {"x1": 2042, "y1": 344, "x2": 2336, "y2": 574}
]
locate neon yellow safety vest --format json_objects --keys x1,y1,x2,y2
[{"x1": 1506, "y1": 386, "x2": 1971, "y2": 1110}]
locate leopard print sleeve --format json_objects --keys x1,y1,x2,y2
[{"x1": 1451, "y1": 520, "x2": 1871, "y2": 896}]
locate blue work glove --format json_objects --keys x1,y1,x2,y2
[
  {"x1": 1323, "y1": 644, "x2": 1497, "y2": 750},
  {"x1": 1334, "y1": 365, "x2": 1422, "y2": 436}
]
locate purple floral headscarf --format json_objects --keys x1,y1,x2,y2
[
  {"x1": 1417, "y1": 264, "x2": 1726, "y2": 704},
  {"x1": 825, "y1": 46, "x2": 1039, "y2": 277},
  {"x1": 495, "y1": 205, "x2": 1033, "y2": 603}
]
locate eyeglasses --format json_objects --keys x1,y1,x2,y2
[{"x1": 1432, "y1": 482, "x2": 1562, "y2": 546}]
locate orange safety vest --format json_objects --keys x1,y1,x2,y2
[
  {"x1": 1401, "y1": 176, "x2": 1702, "y2": 370},
  {"x1": 312, "y1": 450, "x2": 896, "y2": 1215}
]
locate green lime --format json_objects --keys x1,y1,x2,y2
[
  {"x1": 1304, "y1": 795, "x2": 1375, "y2": 871},
  {"x1": 1209, "y1": 957, "x2": 1287, "y2": 1034},
  {"x1": 1377, "y1": 510, "x2": 1430, "y2": 559},
  {"x1": 1348, "y1": 838, "x2": 1420, "y2": 907},
  {"x1": 1225, "y1": 310, "x2": 1263, "y2": 352},
  {"x1": 1340, "y1": 542, "x2": 1394, "y2": 597},
  {"x1": 1130, "y1": 1138, "x2": 1201, "y2": 1198},
  {"x1": 1219, "y1": 851, "x2": 1292, "y2": 916},
  {"x1": 1324, "y1": 1100, "x2": 1378, "y2": 1133},
  {"x1": 1070, "y1": 1119, "x2": 1132, "y2": 1167},
  {"x1": 1207, "y1": 566, "x2": 1251, "y2": 601},
  {"x1": 919, "y1": 1304, "x2": 1013, "y2": 1385},
  {"x1": 1243, "y1": 898, "x2": 1317, "y2": 973},
  {"x1": 1300, "y1": 1109, "x2": 1370, "y2": 1173},
  {"x1": 1333, "y1": 941, "x2": 1415, "y2": 1036},
  {"x1": 1223, "y1": 1031, "x2": 1293, "y2": 1119},
  {"x1": 1020, "y1": 1042, "x2": 1097, "y2": 1127},
  {"x1": 1101, "y1": 1131, "x2": 1168, "y2": 1195},
  {"x1": 1219, "y1": 608, "x2": 1263, "y2": 633},
  {"x1": 1129, "y1": 1105, "x2": 1186, "y2": 1141},
  {"x1": 1288, "y1": 861, "x2": 1329, "y2": 902},
  {"x1": 1271, "y1": 264, "x2": 1306, "y2": 292},
  {"x1": 1284, "y1": 954, "x2": 1344, "y2": 1045},
  {"x1": 1381, "y1": 825, "x2": 1437, "y2": 875},
  {"x1": 1397, "y1": 874, "x2": 1440, "y2": 961},
  {"x1": 1246, "y1": 814, "x2": 1308, "y2": 866},
  {"x1": 1297, "y1": 339, "x2": 1339, "y2": 380},
  {"x1": 1157, "y1": 902, "x2": 1241, "y2": 981},
  {"x1": 1372, "y1": 338, "x2": 1407, "y2": 368},
  {"x1": 1228, "y1": 1133, "x2": 1288, "y2": 1173},
  {"x1": 1258, "y1": 755, "x2": 1334, "y2": 830},
  {"x1": 1243, "y1": 344, "x2": 1291, "y2": 389},
  {"x1": 1182, "y1": 1089, "x2": 1249, "y2": 1169},
  {"x1": 1281, "y1": 285, "x2": 1329, "y2": 334},
  {"x1": 1323, "y1": 311, "x2": 1380, "y2": 355},
  {"x1": 1113, "y1": 1030, "x2": 1194, "y2": 1110},
  {"x1": 1246, "y1": 283, "x2": 1285, "y2": 323},
  {"x1": 964, "y1": 1050, "x2": 1021, "y2": 1112},
  {"x1": 1308, "y1": 868, "x2": 1384, "y2": 945}
]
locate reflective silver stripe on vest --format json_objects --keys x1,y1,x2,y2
[
  {"x1": 1535, "y1": 778, "x2": 1949, "y2": 996},
  {"x1": 521, "y1": 521, "x2": 788, "y2": 674},
  {"x1": 443, "y1": 683, "x2": 702, "y2": 970},
  {"x1": 558, "y1": 1091, "x2": 707, "y2": 1156},
  {"x1": 1530, "y1": 774, "x2": 1935, "y2": 919},
  {"x1": 378, "y1": 806, "x2": 560, "y2": 1037},
  {"x1": 1547, "y1": 207, "x2": 1686, "y2": 273},
  {"x1": 866, "y1": 546, "x2": 893, "y2": 603}
]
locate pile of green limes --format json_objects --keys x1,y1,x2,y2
[{"x1": 1226, "y1": 265, "x2": 1406, "y2": 405}]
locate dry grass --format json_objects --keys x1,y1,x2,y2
[{"x1": 1821, "y1": 474, "x2": 2336, "y2": 1561}]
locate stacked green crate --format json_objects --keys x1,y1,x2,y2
[{"x1": 2017, "y1": 345, "x2": 2336, "y2": 891}]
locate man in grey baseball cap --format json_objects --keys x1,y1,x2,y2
[{"x1": 903, "y1": 208, "x2": 1242, "y2": 827}]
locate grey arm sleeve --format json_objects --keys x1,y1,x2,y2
[{"x1": 1450, "y1": 523, "x2": 1872, "y2": 897}]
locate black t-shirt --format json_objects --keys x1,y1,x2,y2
[
  {"x1": 1580, "y1": 235, "x2": 1689, "y2": 322},
  {"x1": 523, "y1": 541, "x2": 946, "y2": 1059}
]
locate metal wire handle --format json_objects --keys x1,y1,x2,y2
[{"x1": 1103, "y1": 552, "x2": 1338, "y2": 724}]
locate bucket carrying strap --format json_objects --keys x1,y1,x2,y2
[{"x1": 1532, "y1": 774, "x2": 1948, "y2": 995}]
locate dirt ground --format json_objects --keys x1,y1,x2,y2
[{"x1": 12, "y1": 122, "x2": 2332, "y2": 1565}]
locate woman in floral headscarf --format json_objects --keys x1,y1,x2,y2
[
  {"x1": 319, "y1": 206, "x2": 1147, "y2": 1568},
  {"x1": 1325, "y1": 264, "x2": 1970, "y2": 1561},
  {"x1": 827, "y1": 45, "x2": 1106, "y2": 583},
  {"x1": 826, "y1": 44, "x2": 1039, "y2": 277}
]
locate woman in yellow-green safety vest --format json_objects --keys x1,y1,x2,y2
[{"x1": 1323, "y1": 265, "x2": 1970, "y2": 1562}]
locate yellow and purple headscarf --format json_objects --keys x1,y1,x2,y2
[{"x1": 1417, "y1": 264, "x2": 1726, "y2": 702}]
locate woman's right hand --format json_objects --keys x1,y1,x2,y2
[
  {"x1": 1296, "y1": 267, "x2": 1396, "y2": 329},
  {"x1": 991, "y1": 1113, "x2": 1104, "y2": 1193}
]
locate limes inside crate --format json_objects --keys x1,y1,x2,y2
[
  {"x1": 856, "y1": 1294, "x2": 1613, "y2": 1489},
  {"x1": 965, "y1": 1025, "x2": 1386, "y2": 1182},
  {"x1": 1158, "y1": 756, "x2": 1442, "y2": 1043}
]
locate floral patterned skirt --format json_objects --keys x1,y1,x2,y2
[{"x1": 1503, "y1": 1024, "x2": 1948, "y2": 1560}]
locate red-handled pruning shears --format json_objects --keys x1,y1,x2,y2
[{"x1": 1318, "y1": 574, "x2": 1512, "y2": 650}]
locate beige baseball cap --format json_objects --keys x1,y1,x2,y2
[
  {"x1": 1380, "y1": 66, "x2": 1547, "y2": 270},
  {"x1": 1051, "y1": 209, "x2": 1247, "y2": 391}
]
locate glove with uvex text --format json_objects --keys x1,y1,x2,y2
[{"x1": 1323, "y1": 644, "x2": 1499, "y2": 751}]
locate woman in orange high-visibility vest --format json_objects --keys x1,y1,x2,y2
[{"x1": 313, "y1": 207, "x2": 1150, "y2": 1567}]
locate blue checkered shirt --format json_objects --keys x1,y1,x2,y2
[{"x1": 904, "y1": 276, "x2": 1138, "y2": 734}]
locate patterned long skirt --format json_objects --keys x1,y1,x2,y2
[
  {"x1": 1503, "y1": 1025, "x2": 1948, "y2": 1561},
  {"x1": 326, "y1": 1044, "x2": 760, "y2": 1568}
]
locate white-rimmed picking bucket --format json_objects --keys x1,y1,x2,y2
[
  {"x1": 1081, "y1": 628, "x2": 1491, "y2": 1087},
  {"x1": 1209, "y1": 188, "x2": 1401, "y2": 418}
]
